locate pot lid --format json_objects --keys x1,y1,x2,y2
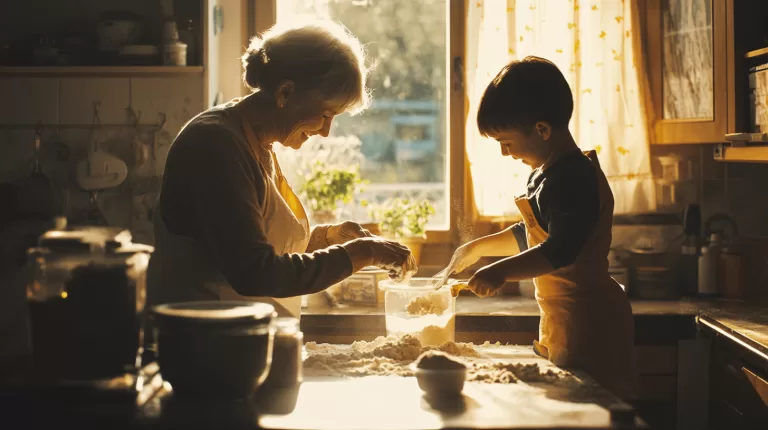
[
  {"x1": 152, "y1": 301, "x2": 275, "y2": 325},
  {"x1": 38, "y1": 227, "x2": 132, "y2": 251}
]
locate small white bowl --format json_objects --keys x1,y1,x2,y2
[{"x1": 411, "y1": 364, "x2": 467, "y2": 397}]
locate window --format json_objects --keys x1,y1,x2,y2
[{"x1": 268, "y1": 0, "x2": 453, "y2": 231}]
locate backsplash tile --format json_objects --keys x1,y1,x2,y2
[
  {"x1": 0, "y1": 78, "x2": 58, "y2": 125},
  {"x1": 130, "y1": 77, "x2": 203, "y2": 138},
  {"x1": 59, "y1": 78, "x2": 130, "y2": 125},
  {"x1": 1, "y1": 75, "x2": 204, "y2": 245}
]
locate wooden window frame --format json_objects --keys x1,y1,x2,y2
[{"x1": 246, "y1": 0, "x2": 480, "y2": 247}]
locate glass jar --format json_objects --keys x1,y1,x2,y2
[
  {"x1": 260, "y1": 317, "x2": 303, "y2": 390},
  {"x1": 26, "y1": 227, "x2": 152, "y2": 380},
  {"x1": 379, "y1": 278, "x2": 457, "y2": 346}
]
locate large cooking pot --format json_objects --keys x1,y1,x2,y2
[{"x1": 151, "y1": 301, "x2": 276, "y2": 399}]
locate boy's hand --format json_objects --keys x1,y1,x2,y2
[
  {"x1": 467, "y1": 266, "x2": 505, "y2": 298},
  {"x1": 436, "y1": 243, "x2": 481, "y2": 280}
]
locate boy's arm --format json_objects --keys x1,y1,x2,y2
[
  {"x1": 442, "y1": 223, "x2": 527, "y2": 278},
  {"x1": 470, "y1": 222, "x2": 526, "y2": 257},
  {"x1": 469, "y1": 247, "x2": 554, "y2": 297}
]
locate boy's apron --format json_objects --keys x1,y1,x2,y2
[
  {"x1": 146, "y1": 113, "x2": 310, "y2": 318},
  {"x1": 518, "y1": 150, "x2": 638, "y2": 400}
]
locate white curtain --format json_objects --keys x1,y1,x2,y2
[{"x1": 465, "y1": 0, "x2": 656, "y2": 217}]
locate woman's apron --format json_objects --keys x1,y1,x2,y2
[
  {"x1": 519, "y1": 150, "x2": 638, "y2": 401},
  {"x1": 146, "y1": 113, "x2": 310, "y2": 318}
]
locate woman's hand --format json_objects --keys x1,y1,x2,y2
[
  {"x1": 342, "y1": 237, "x2": 417, "y2": 281},
  {"x1": 326, "y1": 221, "x2": 373, "y2": 246}
]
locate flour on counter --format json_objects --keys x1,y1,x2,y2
[{"x1": 304, "y1": 335, "x2": 576, "y2": 385}]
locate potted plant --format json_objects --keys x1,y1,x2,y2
[
  {"x1": 299, "y1": 160, "x2": 365, "y2": 225},
  {"x1": 370, "y1": 198, "x2": 435, "y2": 264}
]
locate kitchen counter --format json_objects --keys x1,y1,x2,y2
[
  {"x1": 132, "y1": 345, "x2": 645, "y2": 430},
  {"x1": 302, "y1": 297, "x2": 768, "y2": 354}
]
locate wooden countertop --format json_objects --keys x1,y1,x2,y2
[{"x1": 135, "y1": 345, "x2": 646, "y2": 430}]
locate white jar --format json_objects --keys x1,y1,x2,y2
[{"x1": 162, "y1": 41, "x2": 187, "y2": 66}]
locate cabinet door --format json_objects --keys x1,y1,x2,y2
[{"x1": 646, "y1": 0, "x2": 731, "y2": 144}]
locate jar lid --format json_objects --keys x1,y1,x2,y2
[
  {"x1": 272, "y1": 317, "x2": 300, "y2": 334},
  {"x1": 152, "y1": 301, "x2": 275, "y2": 325},
  {"x1": 37, "y1": 227, "x2": 133, "y2": 252}
]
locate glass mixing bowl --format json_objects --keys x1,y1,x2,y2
[{"x1": 378, "y1": 278, "x2": 458, "y2": 346}]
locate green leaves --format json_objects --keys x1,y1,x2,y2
[
  {"x1": 298, "y1": 160, "x2": 366, "y2": 213},
  {"x1": 370, "y1": 198, "x2": 435, "y2": 239}
]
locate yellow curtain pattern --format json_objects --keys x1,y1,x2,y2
[{"x1": 465, "y1": 0, "x2": 656, "y2": 217}]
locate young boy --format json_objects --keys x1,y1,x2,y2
[{"x1": 446, "y1": 56, "x2": 637, "y2": 400}]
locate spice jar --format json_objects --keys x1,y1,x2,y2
[{"x1": 260, "y1": 317, "x2": 303, "y2": 390}]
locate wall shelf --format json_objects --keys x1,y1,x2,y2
[
  {"x1": 714, "y1": 144, "x2": 768, "y2": 163},
  {"x1": 745, "y1": 47, "x2": 768, "y2": 59},
  {"x1": 0, "y1": 66, "x2": 204, "y2": 77}
]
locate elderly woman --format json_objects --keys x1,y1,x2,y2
[{"x1": 147, "y1": 20, "x2": 415, "y2": 317}]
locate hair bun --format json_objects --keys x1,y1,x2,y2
[{"x1": 242, "y1": 38, "x2": 268, "y2": 90}]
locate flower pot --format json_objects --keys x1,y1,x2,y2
[
  {"x1": 398, "y1": 236, "x2": 426, "y2": 265},
  {"x1": 311, "y1": 210, "x2": 337, "y2": 225}
]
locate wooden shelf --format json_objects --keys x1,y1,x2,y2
[
  {"x1": 745, "y1": 47, "x2": 768, "y2": 59},
  {"x1": 714, "y1": 143, "x2": 768, "y2": 163},
  {"x1": 0, "y1": 66, "x2": 204, "y2": 77}
]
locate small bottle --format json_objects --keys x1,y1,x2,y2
[
  {"x1": 697, "y1": 233, "x2": 721, "y2": 296},
  {"x1": 178, "y1": 19, "x2": 198, "y2": 66}
]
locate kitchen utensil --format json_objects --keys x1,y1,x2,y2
[
  {"x1": 26, "y1": 226, "x2": 152, "y2": 381},
  {"x1": 379, "y1": 278, "x2": 457, "y2": 346},
  {"x1": 151, "y1": 301, "x2": 276, "y2": 398},
  {"x1": 75, "y1": 102, "x2": 128, "y2": 191},
  {"x1": 17, "y1": 125, "x2": 57, "y2": 219}
]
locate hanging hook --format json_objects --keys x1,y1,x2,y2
[
  {"x1": 126, "y1": 105, "x2": 142, "y2": 128},
  {"x1": 92, "y1": 101, "x2": 102, "y2": 126},
  {"x1": 155, "y1": 112, "x2": 166, "y2": 131}
]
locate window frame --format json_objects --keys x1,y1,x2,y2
[{"x1": 248, "y1": 0, "x2": 473, "y2": 246}]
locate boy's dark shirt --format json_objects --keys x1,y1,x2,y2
[{"x1": 509, "y1": 150, "x2": 601, "y2": 269}]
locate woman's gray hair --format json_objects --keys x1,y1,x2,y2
[{"x1": 241, "y1": 18, "x2": 371, "y2": 115}]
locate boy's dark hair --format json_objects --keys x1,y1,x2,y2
[{"x1": 477, "y1": 56, "x2": 573, "y2": 136}]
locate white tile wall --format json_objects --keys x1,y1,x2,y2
[
  {"x1": 1, "y1": 74, "x2": 203, "y2": 242},
  {"x1": 59, "y1": 78, "x2": 131, "y2": 125},
  {"x1": 0, "y1": 78, "x2": 58, "y2": 125}
]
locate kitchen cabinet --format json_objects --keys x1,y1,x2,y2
[
  {"x1": 699, "y1": 316, "x2": 768, "y2": 429},
  {"x1": 644, "y1": 0, "x2": 768, "y2": 144},
  {"x1": 645, "y1": 0, "x2": 731, "y2": 144}
]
